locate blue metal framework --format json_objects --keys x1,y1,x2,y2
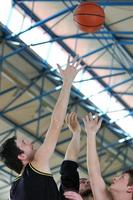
[
  {"x1": 0, "y1": 0, "x2": 133, "y2": 198},
  {"x1": 16, "y1": 1, "x2": 132, "y2": 111},
  {"x1": 14, "y1": 0, "x2": 133, "y2": 6}
]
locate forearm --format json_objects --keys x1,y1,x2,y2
[
  {"x1": 50, "y1": 82, "x2": 71, "y2": 131},
  {"x1": 64, "y1": 131, "x2": 80, "y2": 162},
  {"x1": 44, "y1": 82, "x2": 72, "y2": 157},
  {"x1": 87, "y1": 134, "x2": 101, "y2": 176},
  {"x1": 87, "y1": 135, "x2": 111, "y2": 200}
]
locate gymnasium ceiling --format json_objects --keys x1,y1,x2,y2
[{"x1": 0, "y1": 0, "x2": 133, "y2": 199}]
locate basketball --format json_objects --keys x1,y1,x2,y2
[{"x1": 73, "y1": 2, "x2": 105, "y2": 33}]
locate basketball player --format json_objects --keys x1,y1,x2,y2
[
  {"x1": 83, "y1": 113, "x2": 133, "y2": 200},
  {"x1": 60, "y1": 112, "x2": 93, "y2": 200},
  {"x1": 0, "y1": 55, "x2": 83, "y2": 200}
]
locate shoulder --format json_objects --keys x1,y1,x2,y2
[{"x1": 28, "y1": 162, "x2": 52, "y2": 177}]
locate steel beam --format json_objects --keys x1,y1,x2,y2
[
  {"x1": 16, "y1": 2, "x2": 132, "y2": 112},
  {"x1": 14, "y1": 0, "x2": 133, "y2": 6}
]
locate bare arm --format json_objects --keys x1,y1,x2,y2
[
  {"x1": 83, "y1": 113, "x2": 111, "y2": 200},
  {"x1": 64, "y1": 112, "x2": 81, "y2": 162},
  {"x1": 32, "y1": 56, "x2": 83, "y2": 172}
]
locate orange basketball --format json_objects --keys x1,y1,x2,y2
[{"x1": 73, "y1": 2, "x2": 105, "y2": 33}]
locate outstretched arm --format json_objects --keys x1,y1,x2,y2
[
  {"x1": 59, "y1": 112, "x2": 81, "y2": 198},
  {"x1": 83, "y1": 113, "x2": 111, "y2": 200},
  {"x1": 32, "y1": 56, "x2": 83, "y2": 172},
  {"x1": 64, "y1": 112, "x2": 81, "y2": 162}
]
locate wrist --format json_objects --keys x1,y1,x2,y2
[
  {"x1": 73, "y1": 132, "x2": 81, "y2": 136},
  {"x1": 87, "y1": 132, "x2": 96, "y2": 138},
  {"x1": 63, "y1": 80, "x2": 72, "y2": 88},
  {"x1": 73, "y1": 130, "x2": 81, "y2": 134}
]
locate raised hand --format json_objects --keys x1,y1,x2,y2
[
  {"x1": 57, "y1": 55, "x2": 84, "y2": 86},
  {"x1": 64, "y1": 191, "x2": 83, "y2": 200},
  {"x1": 65, "y1": 112, "x2": 81, "y2": 134},
  {"x1": 83, "y1": 113, "x2": 102, "y2": 135}
]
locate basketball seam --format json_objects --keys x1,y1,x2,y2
[
  {"x1": 74, "y1": 13, "x2": 104, "y2": 18},
  {"x1": 74, "y1": 19, "x2": 104, "y2": 28}
]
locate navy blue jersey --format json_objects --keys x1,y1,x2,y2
[{"x1": 10, "y1": 163, "x2": 60, "y2": 200}]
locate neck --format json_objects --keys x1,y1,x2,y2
[{"x1": 22, "y1": 160, "x2": 29, "y2": 166}]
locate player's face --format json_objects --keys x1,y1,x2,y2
[
  {"x1": 79, "y1": 178, "x2": 91, "y2": 195},
  {"x1": 110, "y1": 173, "x2": 130, "y2": 192},
  {"x1": 16, "y1": 137, "x2": 34, "y2": 161}
]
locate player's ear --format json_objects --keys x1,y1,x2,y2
[{"x1": 18, "y1": 153, "x2": 26, "y2": 161}]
